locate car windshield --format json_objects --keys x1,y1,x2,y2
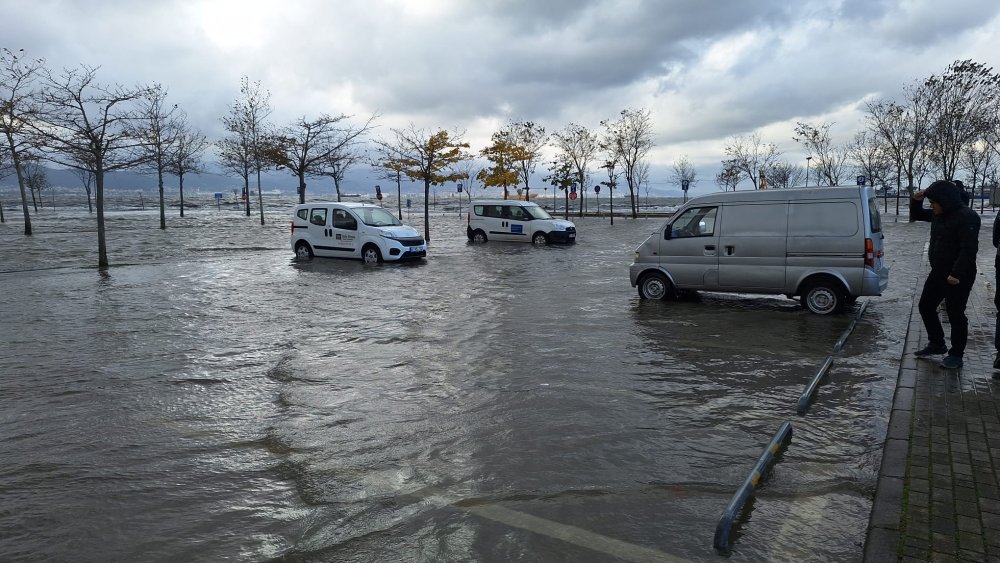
[
  {"x1": 524, "y1": 205, "x2": 553, "y2": 220},
  {"x1": 357, "y1": 207, "x2": 402, "y2": 227}
]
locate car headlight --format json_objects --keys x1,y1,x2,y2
[{"x1": 379, "y1": 230, "x2": 398, "y2": 239}]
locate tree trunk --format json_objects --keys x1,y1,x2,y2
[
  {"x1": 395, "y1": 173, "x2": 402, "y2": 221},
  {"x1": 13, "y1": 153, "x2": 32, "y2": 236},
  {"x1": 243, "y1": 177, "x2": 250, "y2": 217},
  {"x1": 158, "y1": 167, "x2": 166, "y2": 230},
  {"x1": 630, "y1": 186, "x2": 637, "y2": 219},
  {"x1": 423, "y1": 178, "x2": 431, "y2": 242},
  {"x1": 96, "y1": 168, "x2": 108, "y2": 270},
  {"x1": 86, "y1": 187, "x2": 93, "y2": 213},
  {"x1": 179, "y1": 173, "x2": 185, "y2": 218},
  {"x1": 256, "y1": 169, "x2": 265, "y2": 226},
  {"x1": 298, "y1": 173, "x2": 306, "y2": 204}
]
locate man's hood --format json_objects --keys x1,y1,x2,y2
[{"x1": 924, "y1": 180, "x2": 964, "y2": 213}]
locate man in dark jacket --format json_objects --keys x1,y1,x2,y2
[
  {"x1": 910, "y1": 180, "x2": 981, "y2": 369},
  {"x1": 994, "y1": 209, "x2": 1000, "y2": 372}
]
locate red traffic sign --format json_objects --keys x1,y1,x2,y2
[{"x1": 569, "y1": 192, "x2": 577, "y2": 200}]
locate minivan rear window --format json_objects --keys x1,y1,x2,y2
[{"x1": 867, "y1": 198, "x2": 882, "y2": 233}]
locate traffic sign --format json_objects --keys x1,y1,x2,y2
[
  {"x1": 682, "y1": 179, "x2": 690, "y2": 191},
  {"x1": 857, "y1": 175, "x2": 866, "y2": 186},
  {"x1": 594, "y1": 185, "x2": 600, "y2": 193},
  {"x1": 569, "y1": 192, "x2": 577, "y2": 200}
]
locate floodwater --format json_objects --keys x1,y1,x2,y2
[{"x1": 0, "y1": 197, "x2": 946, "y2": 562}]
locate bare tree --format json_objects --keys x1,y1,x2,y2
[
  {"x1": 375, "y1": 125, "x2": 469, "y2": 242},
  {"x1": 961, "y1": 137, "x2": 998, "y2": 212},
  {"x1": 371, "y1": 145, "x2": 409, "y2": 220},
  {"x1": 223, "y1": 77, "x2": 272, "y2": 224},
  {"x1": 671, "y1": 155, "x2": 697, "y2": 200},
  {"x1": 449, "y1": 159, "x2": 483, "y2": 210},
  {"x1": 849, "y1": 130, "x2": 895, "y2": 192},
  {"x1": 322, "y1": 144, "x2": 365, "y2": 203},
  {"x1": 22, "y1": 156, "x2": 47, "y2": 211},
  {"x1": 217, "y1": 118, "x2": 252, "y2": 210},
  {"x1": 1, "y1": 48, "x2": 45, "y2": 235},
  {"x1": 764, "y1": 161, "x2": 804, "y2": 189},
  {"x1": 507, "y1": 120, "x2": 547, "y2": 198},
  {"x1": 793, "y1": 122, "x2": 850, "y2": 186},
  {"x1": 273, "y1": 112, "x2": 377, "y2": 204},
  {"x1": 715, "y1": 159, "x2": 742, "y2": 191},
  {"x1": 167, "y1": 112, "x2": 209, "y2": 217},
  {"x1": 73, "y1": 165, "x2": 94, "y2": 213},
  {"x1": 30, "y1": 64, "x2": 149, "y2": 269},
  {"x1": 129, "y1": 84, "x2": 181, "y2": 229},
  {"x1": 543, "y1": 156, "x2": 576, "y2": 220},
  {"x1": 865, "y1": 83, "x2": 934, "y2": 195},
  {"x1": 601, "y1": 108, "x2": 654, "y2": 218},
  {"x1": 723, "y1": 132, "x2": 780, "y2": 190},
  {"x1": 551, "y1": 123, "x2": 598, "y2": 217},
  {"x1": 922, "y1": 60, "x2": 1000, "y2": 181}
]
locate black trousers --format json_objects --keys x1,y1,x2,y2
[{"x1": 918, "y1": 271, "x2": 975, "y2": 356}]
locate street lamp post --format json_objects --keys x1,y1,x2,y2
[{"x1": 805, "y1": 156, "x2": 812, "y2": 187}]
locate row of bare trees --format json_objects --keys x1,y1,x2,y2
[{"x1": 713, "y1": 60, "x2": 1000, "y2": 201}]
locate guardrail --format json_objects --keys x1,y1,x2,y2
[
  {"x1": 714, "y1": 298, "x2": 871, "y2": 554},
  {"x1": 713, "y1": 421, "x2": 793, "y2": 554}
]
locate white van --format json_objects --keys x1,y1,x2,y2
[
  {"x1": 629, "y1": 186, "x2": 889, "y2": 314},
  {"x1": 290, "y1": 202, "x2": 427, "y2": 263},
  {"x1": 466, "y1": 199, "x2": 576, "y2": 244}
]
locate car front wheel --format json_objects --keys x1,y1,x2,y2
[
  {"x1": 362, "y1": 244, "x2": 383, "y2": 264},
  {"x1": 638, "y1": 272, "x2": 671, "y2": 300}
]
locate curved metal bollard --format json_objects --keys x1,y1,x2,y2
[
  {"x1": 796, "y1": 355, "x2": 834, "y2": 415},
  {"x1": 713, "y1": 421, "x2": 793, "y2": 554}
]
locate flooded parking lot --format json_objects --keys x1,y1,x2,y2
[{"x1": 0, "y1": 199, "x2": 954, "y2": 561}]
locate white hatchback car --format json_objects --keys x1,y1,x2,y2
[
  {"x1": 291, "y1": 202, "x2": 427, "y2": 263},
  {"x1": 466, "y1": 199, "x2": 576, "y2": 244}
]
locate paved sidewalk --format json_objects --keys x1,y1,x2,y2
[{"x1": 865, "y1": 231, "x2": 1000, "y2": 561}]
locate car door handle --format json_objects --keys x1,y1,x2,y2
[
  {"x1": 725, "y1": 245, "x2": 735, "y2": 255},
  {"x1": 705, "y1": 245, "x2": 715, "y2": 250}
]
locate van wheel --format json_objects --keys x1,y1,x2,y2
[
  {"x1": 638, "y1": 272, "x2": 672, "y2": 300},
  {"x1": 802, "y1": 280, "x2": 845, "y2": 315},
  {"x1": 472, "y1": 230, "x2": 488, "y2": 243},
  {"x1": 362, "y1": 244, "x2": 383, "y2": 264},
  {"x1": 294, "y1": 241, "x2": 314, "y2": 260},
  {"x1": 532, "y1": 232, "x2": 548, "y2": 245}
]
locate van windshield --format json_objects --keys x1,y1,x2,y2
[
  {"x1": 357, "y1": 207, "x2": 402, "y2": 227},
  {"x1": 524, "y1": 205, "x2": 553, "y2": 220}
]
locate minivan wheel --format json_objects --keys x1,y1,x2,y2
[
  {"x1": 638, "y1": 272, "x2": 671, "y2": 300},
  {"x1": 294, "y1": 241, "x2": 314, "y2": 260},
  {"x1": 472, "y1": 230, "x2": 488, "y2": 243},
  {"x1": 802, "y1": 280, "x2": 844, "y2": 315},
  {"x1": 532, "y1": 232, "x2": 548, "y2": 245},
  {"x1": 362, "y1": 245, "x2": 383, "y2": 264}
]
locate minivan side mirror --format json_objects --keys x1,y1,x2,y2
[{"x1": 663, "y1": 226, "x2": 672, "y2": 240}]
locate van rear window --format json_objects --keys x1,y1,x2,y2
[{"x1": 867, "y1": 198, "x2": 882, "y2": 233}]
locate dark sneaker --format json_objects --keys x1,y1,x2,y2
[
  {"x1": 914, "y1": 343, "x2": 948, "y2": 357},
  {"x1": 940, "y1": 355, "x2": 963, "y2": 369}
]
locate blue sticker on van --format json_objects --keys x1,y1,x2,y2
[{"x1": 511, "y1": 224, "x2": 523, "y2": 234}]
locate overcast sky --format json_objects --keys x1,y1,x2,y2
[{"x1": 5, "y1": 0, "x2": 1000, "y2": 194}]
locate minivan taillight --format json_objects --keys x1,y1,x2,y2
[
  {"x1": 291, "y1": 222, "x2": 295, "y2": 234},
  {"x1": 864, "y1": 238, "x2": 875, "y2": 268},
  {"x1": 467, "y1": 211, "x2": 470, "y2": 224}
]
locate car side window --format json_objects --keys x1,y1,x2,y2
[
  {"x1": 297, "y1": 209, "x2": 309, "y2": 221},
  {"x1": 669, "y1": 206, "x2": 717, "y2": 238},
  {"x1": 310, "y1": 208, "x2": 328, "y2": 226},
  {"x1": 509, "y1": 206, "x2": 527, "y2": 220},
  {"x1": 333, "y1": 209, "x2": 358, "y2": 230}
]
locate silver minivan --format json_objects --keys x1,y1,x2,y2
[{"x1": 629, "y1": 186, "x2": 889, "y2": 314}]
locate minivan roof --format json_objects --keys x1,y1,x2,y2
[
  {"x1": 294, "y1": 202, "x2": 377, "y2": 209},
  {"x1": 468, "y1": 199, "x2": 540, "y2": 205},
  {"x1": 686, "y1": 186, "x2": 874, "y2": 206}
]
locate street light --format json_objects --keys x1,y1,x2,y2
[{"x1": 805, "y1": 156, "x2": 812, "y2": 187}]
